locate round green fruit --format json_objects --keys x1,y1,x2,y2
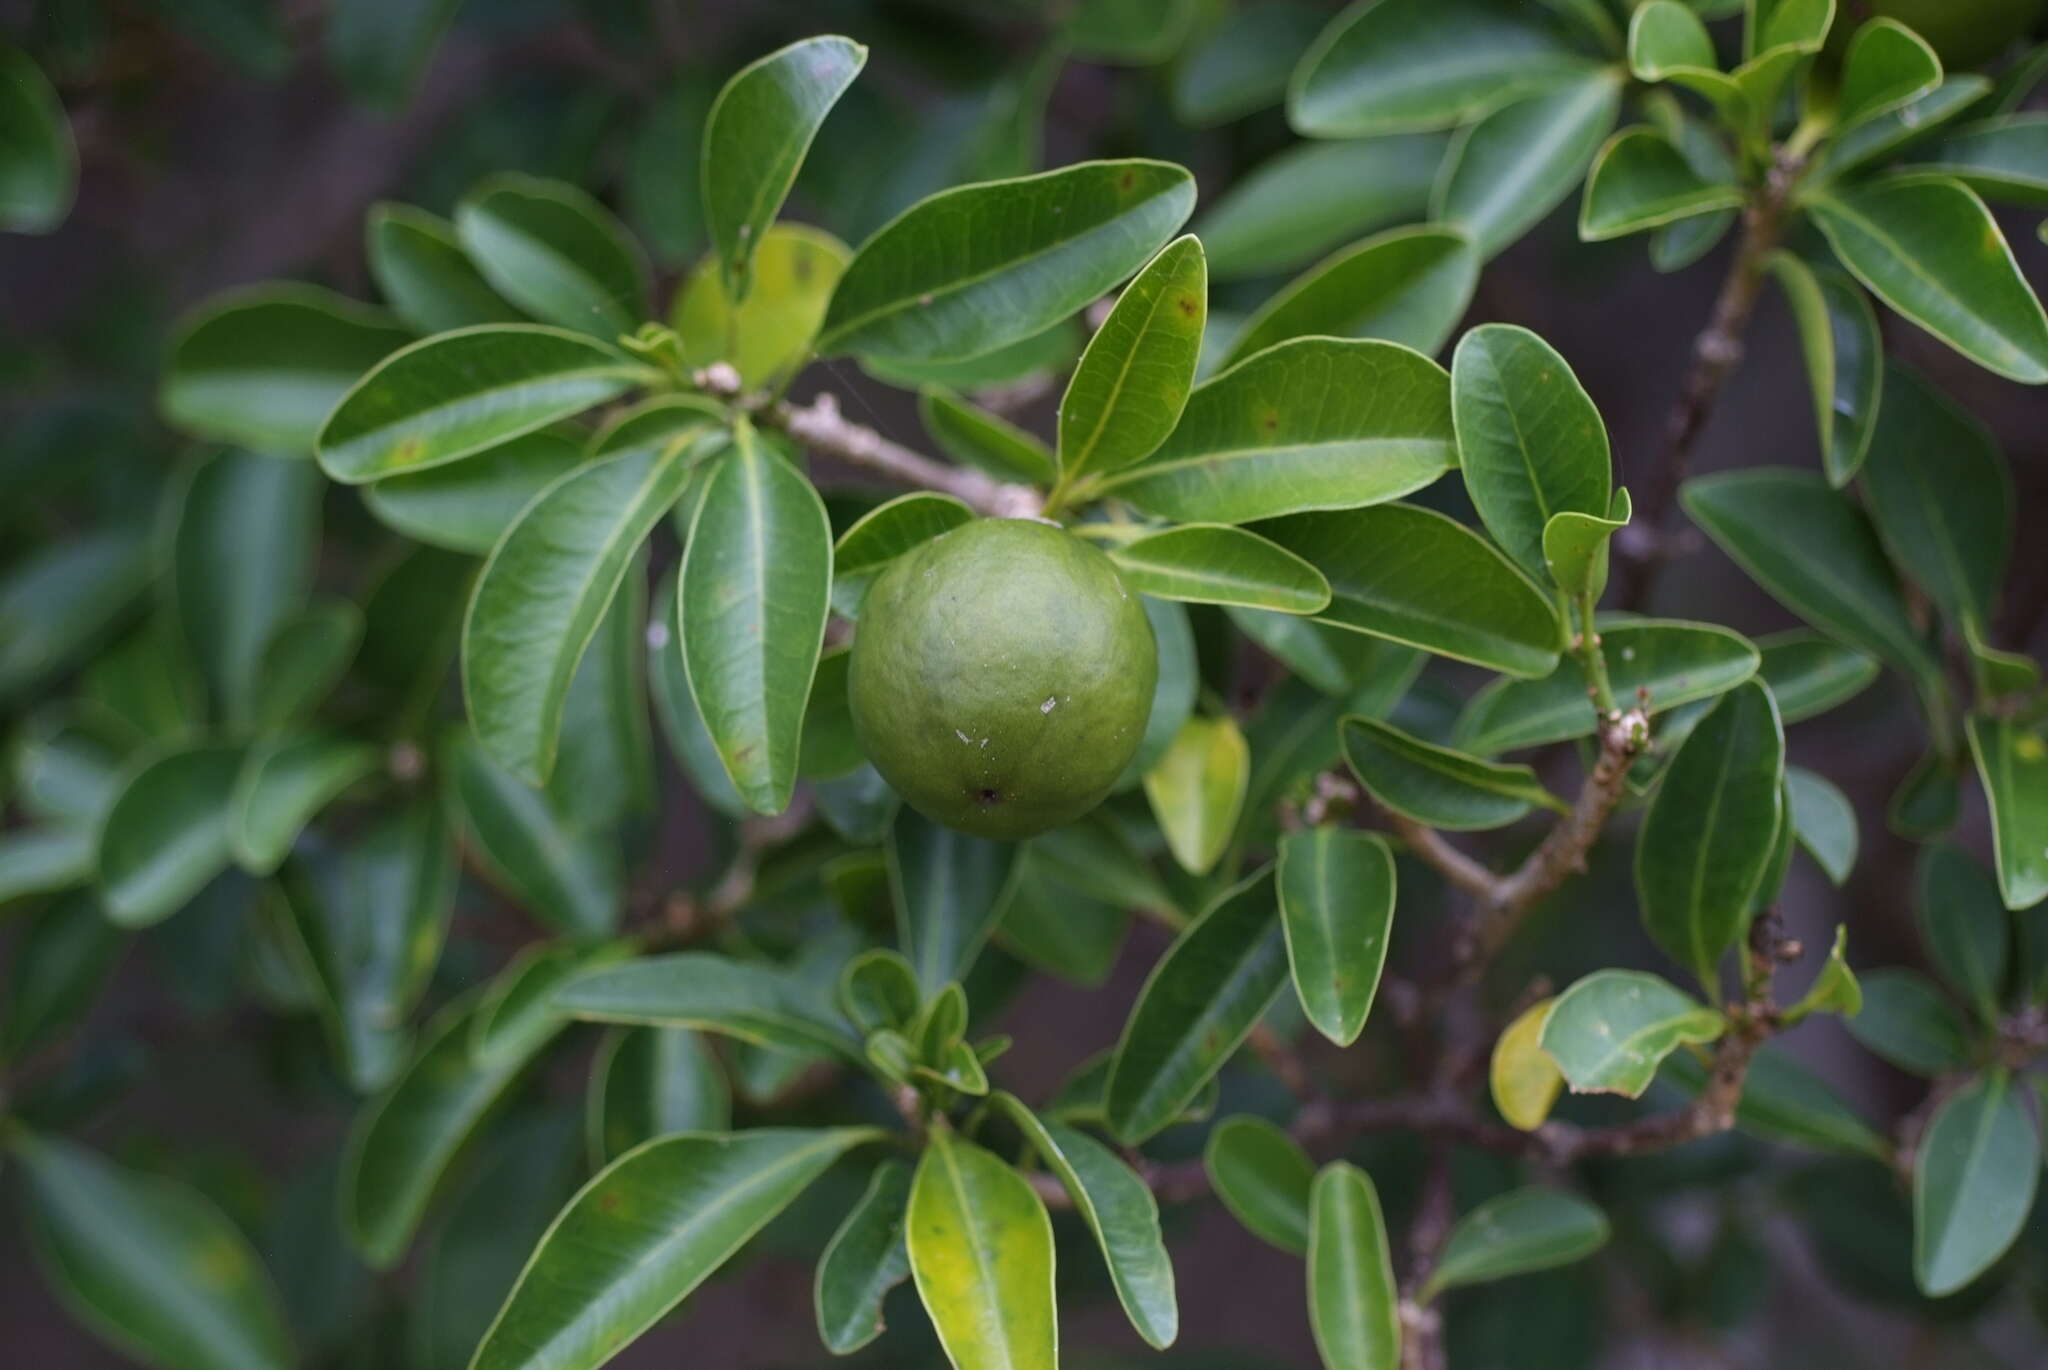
[
  {"x1": 1861, "y1": 0, "x2": 2041, "y2": 70},
  {"x1": 848, "y1": 518, "x2": 1157, "y2": 840}
]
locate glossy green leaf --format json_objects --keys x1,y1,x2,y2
[
  {"x1": 673, "y1": 222, "x2": 849, "y2": 385},
  {"x1": 318, "y1": 325, "x2": 648, "y2": 484},
  {"x1": 888, "y1": 805, "x2": 1022, "y2": 992},
  {"x1": 836, "y1": 949, "x2": 922, "y2": 1037},
  {"x1": 1290, "y1": 0, "x2": 1596, "y2": 137},
  {"x1": 1837, "y1": 18, "x2": 1942, "y2": 126},
  {"x1": 1067, "y1": 0, "x2": 1200, "y2": 62},
  {"x1": 703, "y1": 36, "x2": 866, "y2": 299},
  {"x1": 455, "y1": 174, "x2": 648, "y2": 338},
  {"x1": 1967, "y1": 715, "x2": 2048, "y2": 910},
  {"x1": 1964, "y1": 618, "x2": 2041, "y2": 702},
  {"x1": 170, "y1": 451, "x2": 320, "y2": 727},
  {"x1": 857, "y1": 318, "x2": 1083, "y2": 391},
  {"x1": 1813, "y1": 76, "x2": 1991, "y2": 180},
  {"x1": 646, "y1": 578, "x2": 745, "y2": 817},
  {"x1": 365, "y1": 202, "x2": 519, "y2": 334},
  {"x1": 918, "y1": 386, "x2": 1056, "y2": 484},
  {"x1": 1861, "y1": 363, "x2": 2011, "y2": 632},
  {"x1": 1306, "y1": 1162, "x2": 1400, "y2": 1370},
  {"x1": 342, "y1": 993, "x2": 564, "y2": 1268},
  {"x1": 229, "y1": 735, "x2": 378, "y2": 875},
  {"x1": 445, "y1": 735, "x2": 618, "y2": 940},
  {"x1": 908, "y1": 1129, "x2": 1056, "y2": 1370},
  {"x1": 96, "y1": 744, "x2": 244, "y2": 928},
  {"x1": 407, "y1": 1118, "x2": 583, "y2": 1370},
  {"x1": 1109, "y1": 525, "x2": 1331, "y2": 613},
  {"x1": 250, "y1": 599, "x2": 363, "y2": 731},
  {"x1": 1226, "y1": 226, "x2": 1480, "y2": 366},
  {"x1": 1580, "y1": 126, "x2": 1743, "y2": 240},
  {"x1": 1786, "y1": 765, "x2": 1858, "y2": 886},
  {"x1": 1682, "y1": 468, "x2": 1941, "y2": 686},
  {"x1": 1421, "y1": 1190, "x2": 1610, "y2": 1299},
  {"x1": 11, "y1": 1131, "x2": 293, "y2": 1370},
  {"x1": 1171, "y1": 2, "x2": 1329, "y2": 125},
  {"x1": 679, "y1": 433, "x2": 833, "y2": 815},
  {"x1": 1845, "y1": 968, "x2": 1972, "y2": 1076},
  {"x1": 1542, "y1": 489, "x2": 1630, "y2": 602},
  {"x1": 1026, "y1": 813, "x2": 1174, "y2": 913},
  {"x1": 0, "y1": 827, "x2": 93, "y2": 910},
  {"x1": 1636, "y1": 681, "x2": 1785, "y2": 991},
  {"x1": 1193, "y1": 135, "x2": 1448, "y2": 280},
  {"x1": 993, "y1": 1093, "x2": 1178, "y2": 1349},
  {"x1": 1058, "y1": 234, "x2": 1207, "y2": 480},
  {"x1": 1911, "y1": 115, "x2": 2048, "y2": 208},
  {"x1": 820, "y1": 159, "x2": 1196, "y2": 363},
  {"x1": 1807, "y1": 175, "x2": 2048, "y2": 384},
  {"x1": 1276, "y1": 828, "x2": 1394, "y2": 1046},
  {"x1": 1643, "y1": 91, "x2": 1737, "y2": 270},
  {"x1": 1204, "y1": 1115, "x2": 1315, "y2": 1254},
  {"x1": 1256, "y1": 503, "x2": 1563, "y2": 678},
  {"x1": 1432, "y1": 69, "x2": 1624, "y2": 258},
  {"x1": 161, "y1": 285, "x2": 412, "y2": 454},
  {"x1": 1120, "y1": 596, "x2": 1198, "y2": 787},
  {"x1": 555, "y1": 952, "x2": 862, "y2": 1060},
  {"x1": 585, "y1": 1027, "x2": 730, "y2": 1166},
  {"x1": 365, "y1": 429, "x2": 583, "y2": 555},
  {"x1": 1766, "y1": 253, "x2": 1882, "y2": 486},
  {"x1": 2, "y1": 893, "x2": 118, "y2": 1056},
  {"x1": 1914, "y1": 1072, "x2": 2040, "y2": 1296},
  {"x1": 282, "y1": 796, "x2": 452, "y2": 1091},
  {"x1": 830, "y1": 492, "x2": 976, "y2": 620},
  {"x1": 1228, "y1": 607, "x2": 1422, "y2": 699},
  {"x1": 1451, "y1": 324, "x2": 1612, "y2": 583},
  {"x1": 1143, "y1": 713, "x2": 1251, "y2": 875},
  {"x1": 1628, "y1": 1, "x2": 1746, "y2": 124},
  {"x1": 1106, "y1": 867, "x2": 1287, "y2": 1143},
  {"x1": 1539, "y1": 969, "x2": 1725, "y2": 1097},
  {"x1": 1756, "y1": 629, "x2": 1878, "y2": 722},
  {"x1": 467, "y1": 943, "x2": 623, "y2": 1073},
  {"x1": 592, "y1": 395, "x2": 729, "y2": 466},
  {"x1": 1100, "y1": 338, "x2": 1456, "y2": 524},
  {"x1": 814, "y1": 1159, "x2": 913, "y2": 1355},
  {"x1": 1342, "y1": 714, "x2": 1564, "y2": 831},
  {"x1": 1917, "y1": 843, "x2": 2010, "y2": 1022},
  {"x1": 465, "y1": 432, "x2": 705, "y2": 785},
  {"x1": 1456, "y1": 619, "x2": 1756, "y2": 753},
  {"x1": 11, "y1": 723, "x2": 123, "y2": 828},
  {"x1": 0, "y1": 43, "x2": 75, "y2": 233},
  {"x1": 0, "y1": 530, "x2": 151, "y2": 705},
  {"x1": 473, "y1": 1128, "x2": 879, "y2": 1370}
]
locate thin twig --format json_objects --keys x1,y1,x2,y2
[
  {"x1": 693, "y1": 363, "x2": 1044, "y2": 517},
  {"x1": 1612, "y1": 150, "x2": 1805, "y2": 609}
]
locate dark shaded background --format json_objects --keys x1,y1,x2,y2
[{"x1": 4, "y1": 2, "x2": 2046, "y2": 1367}]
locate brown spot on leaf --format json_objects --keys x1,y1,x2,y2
[
  {"x1": 1119, "y1": 169, "x2": 1135, "y2": 190},
  {"x1": 1176, "y1": 295, "x2": 1197, "y2": 317},
  {"x1": 1262, "y1": 411, "x2": 1279, "y2": 432}
]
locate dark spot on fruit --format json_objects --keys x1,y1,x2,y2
[{"x1": 976, "y1": 788, "x2": 1001, "y2": 806}]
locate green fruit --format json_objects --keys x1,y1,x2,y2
[
  {"x1": 849, "y1": 518, "x2": 1157, "y2": 840},
  {"x1": 1861, "y1": 0, "x2": 2041, "y2": 70}
]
